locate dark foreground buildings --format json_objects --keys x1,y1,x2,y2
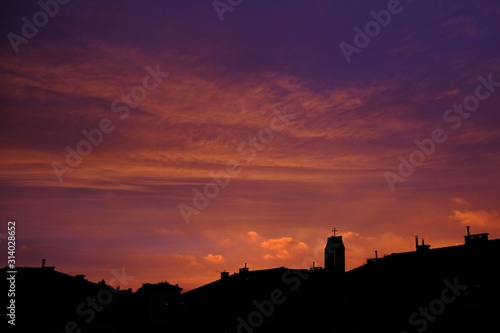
[{"x1": 3, "y1": 226, "x2": 500, "y2": 332}]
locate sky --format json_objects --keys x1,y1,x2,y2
[{"x1": 1, "y1": 0, "x2": 499, "y2": 292}]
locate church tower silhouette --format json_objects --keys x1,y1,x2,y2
[{"x1": 324, "y1": 228, "x2": 345, "y2": 275}]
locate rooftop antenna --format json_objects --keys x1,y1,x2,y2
[{"x1": 466, "y1": 226, "x2": 470, "y2": 236}]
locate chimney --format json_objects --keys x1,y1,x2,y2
[
  {"x1": 375, "y1": 250, "x2": 378, "y2": 259},
  {"x1": 415, "y1": 236, "x2": 418, "y2": 250},
  {"x1": 42, "y1": 259, "x2": 46, "y2": 268},
  {"x1": 466, "y1": 226, "x2": 470, "y2": 236},
  {"x1": 239, "y1": 263, "x2": 249, "y2": 274}
]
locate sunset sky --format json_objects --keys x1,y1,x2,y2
[{"x1": 1, "y1": 0, "x2": 499, "y2": 292}]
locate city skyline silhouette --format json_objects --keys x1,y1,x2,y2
[{"x1": 1, "y1": 0, "x2": 499, "y2": 331}]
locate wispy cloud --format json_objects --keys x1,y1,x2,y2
[{"x1": 449, "y1": 209, "x2": 500, "y2": 227}]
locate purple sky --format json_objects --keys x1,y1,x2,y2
[{"x1": 1, "y1": 0, "x2": 499, "y2": 291}]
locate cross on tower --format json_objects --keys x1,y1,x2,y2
[{"x1": 332, "y1": 228, "x2": 338, "y2": 236}]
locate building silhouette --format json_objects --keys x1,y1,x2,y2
[
  {"x1": 366, "y1": 250, "x2": 379, "y2": 264},
  {"x1": 324, "y1": 228, "x2": 345, "y2": 275},
  {"x1": 465, "y1": 225, "x2": 489, "y2": 245},
  {"x1": 415, "y1": 235, "x2": 431, "y2": 252},
  {"x1": 136, "y1": 281, "x2": 183, "y2": 327},
  {"x1": 4, "y1": 226, "x2": 500, "y2": 332}
]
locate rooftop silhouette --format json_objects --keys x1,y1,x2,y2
[{"x1": 4, "y1": 226, "x2": 499, "y2": 332}]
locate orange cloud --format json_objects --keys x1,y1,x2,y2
[
  {"x1": 204, "y1": 254, "x2": 226, "y2": 264},
  {"x1": 260, "y1": 236, "x2": 310, "y2": 260},
  {"x1": 448, "y1": 209, "x2": 500, "y2": 227},
  {"x1": 247, "y1": 231, "x2": 261, "y2": 241},
  {"x1": 261, "y1": 237, "x2": 294, "y2": 250},
  {"x1": 263, "y1": 249, "x2": 290, "y2": 260},
  {"x1": 451, "y1": 197, "x2": 471, "y2": 206},
  {"x1": 340, "y1": 231, "x2": 361, "y2": 239}
]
